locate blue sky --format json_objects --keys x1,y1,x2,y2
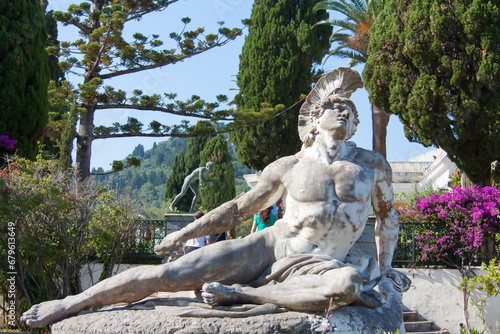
[{"x1": 47, "y1": 0, "x2": 433, "y2": 171}]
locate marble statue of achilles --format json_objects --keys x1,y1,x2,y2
[{"x1": 21, "y1": 67, "x2": 411, "y2": 328}]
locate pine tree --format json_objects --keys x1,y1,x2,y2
[
  {"x1": 46, "y1": 1, "x2": 249, "y2": 181},
  {"x1": 229, "y1": 0, "x2": 331, "y2": 170},
  {"x1": 164, "y1": 151, "x2": 191, "y2": 212},
  {"x1": 199, "y1": 135, "x2": 235, "y2": 210},
  {"x1": 0, "y1": 0, "x2": 49, "y2": 162}
]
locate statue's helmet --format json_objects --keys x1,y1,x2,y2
[{"x1": 298, "y1": 67, "x2": 363, "y2": 147}]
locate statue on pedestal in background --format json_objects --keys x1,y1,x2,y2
[{"x1": 169, "y1": 162, "x2": 215, "y2": 212}]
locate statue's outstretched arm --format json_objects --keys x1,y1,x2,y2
[{"x1": 155, "y1": 159, "x2": 289, "y2": 254}]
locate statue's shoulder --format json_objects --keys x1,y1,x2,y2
[
  {"x1": 260, "y1": 155, "x2": 300, "y2": 180},
  {"x1": 270, "y1": 155, "x2": 300, "y2": 167},
  {"x1": 346, "y1": 142, "x2": 391, "y2": 173}
]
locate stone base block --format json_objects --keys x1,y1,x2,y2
[{"x1": 51, "y1": 281, "x2": 405, "y2": 334}]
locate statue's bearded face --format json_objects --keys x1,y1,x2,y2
[{"x1": 314, "y1": 101, "x2": 358, "y2": 140}]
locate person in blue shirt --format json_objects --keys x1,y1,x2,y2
[{"x1": 251, "y1": 206, "x2": 277, "y2": 233}]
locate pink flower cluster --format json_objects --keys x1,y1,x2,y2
[
  {"x1": 399, "y1": 186, "x2": 500, "y2": 263},
  {"x1": 0, "y1": 135, "x2": 16, "y2": 149}
]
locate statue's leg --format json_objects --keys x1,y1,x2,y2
[
  {"x1": 202, "y1": 266, "x2": 363, "y2": 312},
  {"x1": 21, "y1": 232, "x2": 275, "y2": 328},
  {"x1": 169, "y1": 181, "x2": 190, "y2": 210},
  {"x1": 189, "y1": 183, "x2": 199, "y2": 212},
  {"x1": 168, "y1": 186, "x2": 187, "y2": 211}
]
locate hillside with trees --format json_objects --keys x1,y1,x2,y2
[{"x1": 92, "y1": 136, "x2": 254, "y2": 217}]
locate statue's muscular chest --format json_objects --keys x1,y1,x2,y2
[{"x1": 284, "y1": 159, "x2": 374, "y2": 204}]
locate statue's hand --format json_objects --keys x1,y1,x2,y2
[
  {"x1": 383, "y1": 268, "x2": 411, "y2": 293},
  {"x1": 154, "y1": 231, "x2": 184, "y2": 255}
]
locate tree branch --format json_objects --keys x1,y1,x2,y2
[
  {"x1": 69, "y1": 18, "x2": 90, "y2": 35},
  {"x1": 89, "y1": 24, "x2": 114, "y2": 78},
  {"x1": 124, "y1": 0, "x2": 180, "y2": 22},
  {"x1": 92, "y1": 98, "x2": 305, "y2": 140},
  {"x1": 94, "y1": 104, "x2": 235, "y2": 120},
  {"x1": 97, "y1": 43, "x2": 226, "y2": 80}
]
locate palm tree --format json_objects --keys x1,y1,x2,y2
[{"x1": 314, "y1": 0, "x2": 390, "y2": 158}]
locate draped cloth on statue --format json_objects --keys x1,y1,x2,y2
[{"x1": 249, "y1": 253, "x2": 382, "y2": 292}]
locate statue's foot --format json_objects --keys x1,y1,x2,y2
[
  {"x1": 168, "y1": 205, "x2": 175, "y2": 211},
  {"x1": 201, "y1": 282, "x2": 244, "y2": 306},
  {"x1": 21, "y1": 297, "x2": 80, "y2": 328},
  {"x1": 352, "y1": 289, "x2": 385, "y2": 309}
]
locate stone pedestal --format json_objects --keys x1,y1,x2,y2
[
  {"x1": 164, "y1": 213, "x2": 196, "y2": 235},
  {"x1": 50, "y1": 277, "x2": 405, "y2": 334}
]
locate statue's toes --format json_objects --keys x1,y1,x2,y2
[{"x1": 201, "y1": 292, "x2": 217, "y2": 306}]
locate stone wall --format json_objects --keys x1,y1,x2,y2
[{"x1": 400, "y1": 268, "x2": 500, "y2": 334}]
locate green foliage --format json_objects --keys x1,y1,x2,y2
[
  {"x1": 199, "y1": 135, "x2": 236, "y2": 211},
  {"x1": 131, "y1": 144, "x2": 145, "y2": 158},
  {"x1": 41, "y1": 80, "x2": 80, "y2": 169},
  {"x1": 230, "y1": 0, "x2": 332, "y2": 170},
  {"x1": 0, "y1": 0, "x2": 49, "y2": 163},
  {"x1": 396, "y1": 182, "x2": 439, "y2": 210},
  {"x1": 462, "y1": 247, "x2": 500, "y2": 334},
  {"x1": 364, "y1": 0, "x2": 500, "y2": 185},
  {"x1": 460, "y1": 329, "x2": 485, "y2": 334},
  {"x1": 466, "y1": 258, "x2": 500, "y2": 298},
  {"x1": 0, "y1": 153, "x2": 137, "y2": 329},
  {"x1": 89, "y1": 189, "x2": 139, "y2": 281},
  {"x1": 44, "y1": 9, "x2": 64, "y2": 84},
  {"x1": 235, "y1": 218, "x2": 253, "y2": 238}
]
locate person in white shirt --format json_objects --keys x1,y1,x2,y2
[{"x1": 183, "y1": 211, "x2": 208, "y2": 254}]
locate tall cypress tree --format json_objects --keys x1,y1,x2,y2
[
  {"x1": 0, "y1": 0, "x2": 49, "y2": 161},
  {"x1": 364, "y1": 0, "x2": 500, "y2": 186},
  {"x1": 199, "y1": 135, "x2": 236, "y2": 211},
  {"x1": 230, "y1": 0, "x2": 331, "y2": 170},
  {"x1": 164, "y1": 151, "x2": 191, "y2": 212}
]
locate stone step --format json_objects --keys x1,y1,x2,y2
[
  {"x1": 403, "y1": 309, "x2": 449, "y2": 334},
  {"x1": 403, "y1": 310, "x2": 419, "y2": 322},
  {"x1": 405, "y1": 320, "x2": 433, "y2": 332}
]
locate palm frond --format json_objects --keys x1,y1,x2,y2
[
  {"x1": 316, "y1": 0, "x2": 387, "y2": 66},
  {"x1": 328, "y1": 19, "x2": 357, "y2": 31},
  {"x1": 314, "y1": 18, "x2": 339, "y2": 27},
  {"x1": 329, "y1": 45, "x2": 364, "y2": 58},
  {"x1": 348, "y1": 54, "x2": 368, "y2": 66},
  {"x1": 330, "y1": 32, "x2": 354, "y2": 44}
]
